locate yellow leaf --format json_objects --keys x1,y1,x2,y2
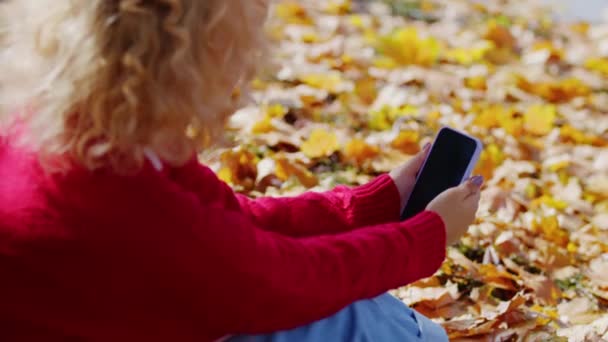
[
  {"x1": 498, "y1": 114, "x2": 523, "y2": 137},
  {"x1": 343, "y1": 139, "x2": 379, "y2": 166},
  {"x1": 301, "y1": 129, "x2": 339, "y2": 158},
  {"x1": 252, "y1": 116, "x2": 274, "y2": 134},
  {"x1": 372, "y1": 56, "x2": 398, "y2": 69},
  {"x1": 218, "y1": 149, "x2": 258, "y2": 190},
  {"x1": 560, "y1": 125, "x2": 591, "y2": 145},
  {"x1": 376, "y1": 27, "x2": 441, "y2": 67},
  {"x1": 474, "y1": 104, "x2": 521, "y2": 135},
  {"x1": 301, "y1": 32, "x2": 320, "y2": 44},
  {"x1": 445, "y1": 41, "x2": 494, "y2": 65},
  {"x1": 524, "y1": 104, "x2": 556, "y2": 136},
  {"x1": 560, "y1": 124, "x2": 608, "y2": 147},
  {"x1": 474, "y1": 143, "x2": 505, "y2": 180},
  {"x1": 567, "y1": 242, "x2": 578, "y2": 254},
  {"x1": 300, "y1": 73, "x2": 344, "y2": 92},
  {"x1": 369, "y1": 106, "x2": 417, "y2": 131},
  {"x1": 484, "y1": 46, "x2": 517, "y2": 65},
  {"x1": 348, "y1": 15, "x2": 366, "y2": 29},
  {"x1": 368, "y1": 108, "x2": 393, "y2": 131},
  {"x1": 340, "y1": 54, "x2": 355, "y2": 66},
  {"x1": 251, "y1": 77, "x2": 268, "y2": 91},
  {"x1": 525, "y1": 183, "x2": 540, "y2": 199},
  {"x1": 324, "y1": 0, "x2": 351, "y2": 15},
  {"x1": 531, "y1": 305, "x2": 559, "y2": 325},
  {"x1": 465, "y1": 76, "x2": 487, "y2": 91},
  {"x1": 217, "y1": 167, "x2": 233, "y2": 184},
  {"x1": 275, "y1": 2, "x2": 312, "y2": 25},
  {"x1": 419, "y1": 0, "x2": 435, "y2": 12},
  {"x1": 251, "y1": 104, "x2": 288, "y2": 134},
  {"x1": 391, "y1": 130, "x2": 421, "y2": 155},
  {"x1": 532, "y1": 215, "x2": 569, "y2": 247},
  {"x1": 548, "y1": 160, "x2": 570, "y2": 173},
  {"x1": 473, "y1": 103, "x2": 500, "y2": 128},
  {"x1": 570, "y1": 21, "x2": 590, "y2": 35},
  {"x1": 275, "y1": 156, "x2": 318, "y2": 188},
  {"x1": 266, "y1": 104, "x2": 288, "y2": 118},
  {"x1": 585, "y1": 57, "x2": 608, "y2": 77},
  {"x1": 355, "y1": 77, "x2": 377, "y2": 105},
  {"x1": 531, "y1": 195, "x2": 568, "y2": 210},
  {"x1": 426, "y1": 110, "x2": 441, "y2": 129}
]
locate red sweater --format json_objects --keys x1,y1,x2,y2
[{"x1": 0, "y1": 139, "x2": 446, "y2": 342}]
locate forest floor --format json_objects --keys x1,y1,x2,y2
[{"x1": 213, "y1": 1, "x2": 608, "y2": 340}]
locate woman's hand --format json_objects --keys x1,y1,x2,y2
[
  {"x1": 389, "y1": 143, "x2": 431, "y2": 212},
  {"x1": 427, "y1": 176, "x2": 483, "y2": 246}
]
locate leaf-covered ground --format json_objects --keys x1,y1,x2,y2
[{"x1": 211, "y1": 1, "x2": 608, "y2": 340}]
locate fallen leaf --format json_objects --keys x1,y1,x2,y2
[
  {"x1": 524, "y1": 104, "x2": 557, "y2": 136},
  {"x1": 342, "y1": 138, "x2": 379, "y2": 166},
  {"x1": 375, "y1": 27, "x2": 441, "y2": 67},
  {"x1": 301, "y1": 129, "x2": 339, "y2": 158},
  {"x1": 275, "y1": 155, "x2": 319, "y2": 188}
]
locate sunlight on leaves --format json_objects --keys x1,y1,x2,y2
[
  {"x1": 301, "y1": 129, "x2": 339, "y2": 158},
  {"x1": 375, "y1": 27, "x2": 441, "y2": 67}
]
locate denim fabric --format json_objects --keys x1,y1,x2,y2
[{"x1": 229, "y1": 293, "x2": 449, "y2": 342}]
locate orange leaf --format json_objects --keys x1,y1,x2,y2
[
  {"x1": 343, "y1": 139, "x2": 379, "y2": 166},
  {"x1": 275, "y1": 156, "x2": 318, "y2": 188},
  {"x1": 474, "y1": 143, "x2": 505, "y2": 180},
  {"x1": 391, "y1": 130, "x2": 421, "y2": 155}
]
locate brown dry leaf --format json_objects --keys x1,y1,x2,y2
[
  {"x1": 416, "y1": 299, "x2": 470, "y2": 320},
  {"x1": 503, "y1": 258, "x2": 562, "y2": 306},
  {"x1": 485, "y1": 21, "x2": 516, "y2": 50},
  {"x1": 398, "y1": 282, "x2": 460, "y2": 308},
  {"x1": 446, "y1": 293, "x2": 528, "y2": 338}
]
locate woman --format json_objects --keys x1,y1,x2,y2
[{"x1": 0, "y1": 1, "x2": 481, "y2": 341}]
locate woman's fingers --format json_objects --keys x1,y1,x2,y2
[{"x1": 464, "y1": 175, "x2": 484, "y2": 199}]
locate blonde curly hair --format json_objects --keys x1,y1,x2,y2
[{"x1": 0, "y1": 0, "x2": 268, "y2": 172}]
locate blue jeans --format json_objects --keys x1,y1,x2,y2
[{"x1": 229, "y1": 293, "x2": 448, "y2": 341}]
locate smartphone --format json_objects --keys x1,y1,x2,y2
[{"x1": 401, "y1": 127, "x2": 483, "y2": 221}]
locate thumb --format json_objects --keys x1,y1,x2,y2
[
  {"x1": 405, "y1": 143, "x2": 431, "y2": 175},
  {"x1": 462, "y1": 175, "x2": 484, "y2": 197}
]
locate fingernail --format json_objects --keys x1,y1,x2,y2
[
  {"x1": 470, "y1": 175, "x2": 484, "y2": 187},
  {"x1": 423, "y1": 142, "x2": 431, "y2": 150}
]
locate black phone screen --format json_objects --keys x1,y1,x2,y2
[{"x1": 401, "y1": 128, "x2": 478, "y2": 220}]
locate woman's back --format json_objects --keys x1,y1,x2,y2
[{"x1": 0, "y1": 140, "x2": 225, "y2": 341}]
